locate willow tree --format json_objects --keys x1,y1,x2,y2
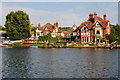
[{"x1": 5, "y1": 10, "x2": 30, "y2": 40}]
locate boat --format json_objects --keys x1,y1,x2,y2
[{"x1": 110, "y1": 46, "x2": 114, "y2": 49}]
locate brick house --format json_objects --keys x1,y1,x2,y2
[
  {"x1": 36, "y1": 22, "x2": 64, "y2": 38},
  {"x1": 73, "y1": 12, "x2": 111, "y2": 44},
  {"x1": 62, "y1": 24, "x2": 78, "y2": 42}
]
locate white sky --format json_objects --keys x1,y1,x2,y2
[
  {"x1": 0, "y1": 0, "x2": 119, "y2": 27},
  {"x1": 1, "y1": 0, "x2": 120, "y2": 2}
]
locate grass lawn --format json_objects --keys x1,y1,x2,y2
[
  {"x1": 117, "y1": 42, "x2": 120, "y2": 44},
  {"x1": 13, "y1": 43, "x2": 45, "y2": 47}
]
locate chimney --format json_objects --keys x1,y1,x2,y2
[
  {"x1": 103, "y1": 14, "x2": 106, "y2": 20},
  {"x1": 56, "y1": 22, "x2": 58, "y2": 27},
  {"x1": 94, "y1": 12, "x2": 97, "y2": 18},
  {"x1": 89, "y1": 13, "x2": 93, "y2": 19},
  {"x1": 38, "y1": 23, "x2": 40, "y2": 27},
  {"x1": 53, "y1": 23, "x2": 56, "y2": 28}
]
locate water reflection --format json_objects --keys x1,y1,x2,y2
[
  {"x1": 2, "y1": 47, "x2": 118, "y2": 78},
  {"x1": 0, "y1": 47, "x2": 2, "y2": 79},
  {"x1": 2, "y1": 48, "x2": 32, "y2": 78}
]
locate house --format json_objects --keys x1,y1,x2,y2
[
  {"x1": 62, "y1": 25, "x2": 78, "y2": 42},
  {"x1": 62, "y1": 29, "x2": 74, "y2": 41},
  {"x1": 73, "y1": 12, "x2": 111, "y2": 44},
  {"x1": 36, "y1": 22, "x2": 64, "y2": 38}
]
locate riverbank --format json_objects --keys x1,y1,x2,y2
[{"x1": 1, "y1": 44, "x2": 120, "y2": 48}]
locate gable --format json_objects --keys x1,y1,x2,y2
[
  {"x1": 45, "y1": 27, "x2": 49, "y2": 30},
  {"x1": 78, "y1": 21, "x2": 93, "y2": 30},
  {"x1": 81, "y1": 25, "x2": 90, "y2": 33},
  {"x1": 95, "y1": 20, "x2": 109, "y2": 28},
  {"x1": 95, "y1": 21, "x2": 101, "y2": 26},
  {"x1": 81, "y1": 25, "x2": 89, "y2": 30}
]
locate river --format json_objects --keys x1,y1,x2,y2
[{"x1": 1, "y1": 47, "x2": 119, "y2": 78}]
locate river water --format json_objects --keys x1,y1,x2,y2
[{"x1": 1, "y1": 47, "x2": 119, "y2": 78}]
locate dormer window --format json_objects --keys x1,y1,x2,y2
[
  {"x1": 90, "y1": 23, "x2": 92, "y2": 25},
  {"x1": 96, "y1": 22, "x2": 100, "y2": 26}
]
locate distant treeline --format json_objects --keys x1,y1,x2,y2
[{"x1": 59, "y1": 27, "x2": 71, "y2": 31}]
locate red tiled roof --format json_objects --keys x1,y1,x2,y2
[
  {"x1": 66, "y1": 29, "x2": 74, "y2": 34},
  {"x1": 58, "y1": 29, "x2": 63, "y2": 33},
  {"x1": 43, "y1": 23, "x2": 55, "y2": 32},
  {"x1": 38, "y1": 27, "x2": 43, "y2": 31},
  {"x1": 79, "y1": 12, "x2": 110, "y2": 29},
  {"x1": 79, "y1": 21, "x2": 93, "y2": 29},
  {"x1": 43, "y1": 30, "x2": 50, "y2": 35},
  {"x1": 93, "y1": 20, "x2": 109, "y2": 28},
  {"x1": 62, "y1": 35, "x2": 73, "y2": 38},
  {"x1": 97, "y1": 20, "x2": 109, "y2": 28},
  {"x1": 94, "y1": 16, "x2": 103, "y2": 21},
  {"x1": 37, "y1": 22, "x2": 58, "y2": 33},
  {"x1": 63, "y1": 31, "x2": 68, "y2": 35}
]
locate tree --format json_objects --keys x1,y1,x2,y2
[
  {"x1": 109, "y1": 24, "x2": 120, "y2": 44},
  {"x1": 5, "y1": 10, "x2": 30, "y2": 40},
  {"x1": 38, "y1": 33, "x2": 52, "y2": 42},
  {"x1": 0, "y1": 25, "x2": 2, "y2": 30},
  {"x1": 0, "y1": 25, "x2": 6, "y2": 31},
  {"x1": 38, "y1": 34, "x2": 62, "y2": 43},
  {"x1": 101, "y1": 37, "x2": 107, "y2": 43},
  {"x1": 29, "y1": 24, "x2": 36, "y2": 37},
  {"x1": 75, "y1": 38, "x2": 81, "y2": 43}
]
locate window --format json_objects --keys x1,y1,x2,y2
[
  {"x1": 96, "y1": 22, "x2": 100, "y2": 26},
  {"x1": 85, "y1": 37, "x2": 86, "y2": 42},
  {"x1": 84, "y1": 27, "x2": 86, "y2": 30},
  {"x1": 37, "y1": 33, "x2": 39, "y2": 36},
  {"x1": 87, "y1": 37, "x2": 88, "y2": 42},
  {"x1": 82, "y1": 37, "x2": 84, "y2": 42},
  {"x1": 96, "y1": 30, "x2": 100, "y2": 34},
  {"x1": 96, "y1": 39, "x2": 99, "y2": 43}
]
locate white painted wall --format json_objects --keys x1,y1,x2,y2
[
  {"x1": 73, "y1": 32, "x2": 77, "y2": 36},
  {"x1": 81, "y1": 26, "x2": 90, "y2": 36},
  {"x1": 94, "y1": 27, "x2": 103, "y2": 43},
  {"x1": 36, "y1": 28, "x2": 42, "y2": 37},
  {"x1": 51, "y1": 32, "x2": 56, "y2": 37},
  {"x1": 56, "y1": 28, "x2": 58, "y2": 32},
  {"x1": 94, "y1": 27, "x2": 103, "y2": 36},
  {"x1": 61, "y1": 32, "x2": 64, "y2": 37}
]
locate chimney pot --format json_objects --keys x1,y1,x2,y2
[
  {"x1": 94, "y1": 12, "x2": 97, "y2": 17},
  {"x1": 56, "y1": 22, "x2": 58, "y2": 27},
  {"x1": 103, "y1": 14, "x2": 107, "y2": 20},
  {"x1": 38, "y1": 23, "x2": 40, "y2": 27},
  {"x1": 89, "y1": 13, "x2": 93, "y2": 18}
]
